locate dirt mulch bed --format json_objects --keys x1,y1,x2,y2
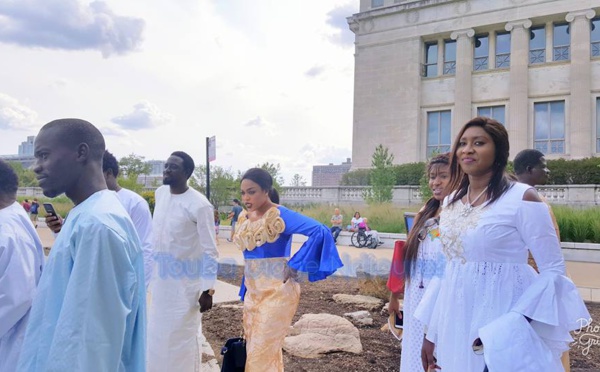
[{"x1": 203, "y1": 265, "x2": 600, "y2": 371}]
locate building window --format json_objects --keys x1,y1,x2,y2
[
  {"x1": 371, "y1": 0, "x2": 384, "y2": 8},
  {"x1": 529, "y1": 26, "x2": 546, "y2": 64},
  {"x1": 592, "y1": 18, "x2": 600, "y2": 57},
  {"x1": 424, "y1": 42, "x2": 438, "y2": 77},
  {"x1": 427, "y1": 110, "x2": 452, "y2": 156},
  {"x1": 534, "y1": 101, "x2": 565, "y2": 154},
  {"x1": 496, "y1": 32, "x2": 511, "y2": 68},
  {"x1": 596, "y1": 98, "x2": 600, "y2": 152},
  {"x1": 553, "y1": 23, "x2": 570, "y2": 61},
  {"x1": 477, "y1": 105, "x2": 506, "y2": 125},
  {"x1": 444, "y1": 40, "x2": 456, "y2": 75},
  {"x1": 474, "y1": 35, "x2": 489, "y2": 71}
]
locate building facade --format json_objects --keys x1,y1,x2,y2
[
  {"x1": 312, "y1": 158, "x2": 352, "y2": 186},
  {"x1": 18, "y1": 136, "x2": 35, "y2": 156},
  {"x1": 348, "y1": 0, "x2": 600, "y2": 168}
]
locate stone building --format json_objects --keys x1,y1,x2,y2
[
  {"x1": 347, "y1": 0, "x2": 600, "y2": 168},
  {"x1": 312, "y1": 158, "x2": 352, "y2": 186}
]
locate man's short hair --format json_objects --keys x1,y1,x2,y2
[
  {"x1": 514, "y1": 149, "x2": 545, "y2": 175},
  {"x1": 42, "y1": 119, "x2": 105, "y2": 161},
  {"x1": 233, "y1": 199, "x2": 240, "y2": 204},
  {"x1": 103, "y1": 150, "x2": 120, "y2": 177},
  {"x1": 171, "y1": 151, "x2": 195, "y2": 179},
  {"x1": 0, "y1": 160, "x2": 19, "y2": 196}
]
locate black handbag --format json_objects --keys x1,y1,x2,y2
[{"x1": 220, "y1": 337, "x2": 246, "y2": 372}]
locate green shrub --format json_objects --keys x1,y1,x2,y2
[
  {"x1": 551, "y1": 205, "x2": 600, "y2": 243},
  {"x1": 293, "y1": 203, "x2": 418, "y2": 234},
  {"x1": 393, "y1": 162, "x2": 425, "y2": 185},
  {"x1": 141, "y1": 191, "x2": 155, "y2": 214},
  {"x1": 546, "y1": 158, "x2": 600, "y2": 184}
]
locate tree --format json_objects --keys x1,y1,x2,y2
[
  {"x1": 8, "y1": 162, "x2": 38, "y2": 187},
  {"x1": 119, "y1": 153, "x2": 151, "y2": 179},
  {"x1": 367, "y1": 144, "x2": 395, "y2": 204},
  {"x1": 256, "y1": 162, "x2": 284, "y2": 190},
  {"x1": 190, "y1": 165, "x2": 238, "y2": 207},
  {"x1": 290, "y1": 173, "x2": 306, "y2": 187},
  {"x1": 341, "y1": 169, "x2": 371, "y2": 186}
]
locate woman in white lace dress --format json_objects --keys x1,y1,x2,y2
[
  {"x1": 388, "y1": 154, "x2": 450, "y2": 371},
  {"x1": 417, "y1": 117, "x2": 590, "y2": 371}
]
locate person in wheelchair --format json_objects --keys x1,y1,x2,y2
[{"x1": 351, "y1": 218, "x2": 382, "y2": 248}]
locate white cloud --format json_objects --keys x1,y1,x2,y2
[
  {"x1": 326, "y1": 3, "x2": 358, "y2": 47},
  {"x1": 305, "y1": 65, "x2": 326, "y2": 78},
  {"x1": 0, "y1": 0, "x2": 145, "y2": 57},
  {"x1": 0, "y1": 92, "x2": 38, "y2": 130},
  {"x1": 111, "y1": 101, "x2": 173, "y2": 130},
  {"x1": 244, "y1": 116, "x2": 277, "y2": 136}
]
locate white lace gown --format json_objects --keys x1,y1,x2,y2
[
  {"x1": 414, "y1": 182, "x2": 590, "y2": 372},
  {"x1": 400, "y1": 220, "x2": 446, "y2": 372}
]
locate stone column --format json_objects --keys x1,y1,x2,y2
[
  {"x1": 437, "y1": 37, "x2": 445, "y2": 76},
  {"x1": 505, "y1": 19, "x2": 532, "y2": 157},
  {"x1": 545, "y1": 21, "x2": 553, "y2": 63},
  {"x1": 489, "y1": 30, "x2": 497, "y2": 70},
  {"x1": 567, "y1": 9, "x2": 596, "y2": 158},
  {"x1": 451, "y1": 28, "x2": 475, "y2": 136}
]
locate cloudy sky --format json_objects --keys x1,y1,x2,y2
[{"x1": 0, "y1": 0, "x2": 358, "y2": 185}]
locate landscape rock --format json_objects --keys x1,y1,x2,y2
[
  {"x1": 283, "y1": 313, "x2": 363, "y2": 358},
  {"x1": 343, "y1": 310, "x2": 371, "y2": 320},
  {"x1": 283, "y1": 333, "x2": 362, "y2": 358},
  {"x1": 333, "y1": 294, "x2": 384, "y2": 310},
  {"x1": 344, "y1": 310, "x2": 373, "y2": 326}
]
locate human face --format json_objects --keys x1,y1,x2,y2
[
  {"x1": 428, "y1": 163, "x2": 450, "y2": 201},
  {"x1": 455, "y1": 126, "x2": 496, "y2": 177},
  {"x1": 33, "y1": 128, "x2": 81, "y2": 198},
  {"x1": 240, "y1": 179, "x2": 270, "y2": 212},
  {"x1": 530, "y1": 157, "x2": 550, "y2": 185},
  {"x1": 334, "y1": 208, "x2": 340, "y2": 215},
  {"x1": 163, "y1": 155, "x2": 187, "y2": 186},
  {"x1": 354, "y1": 212, "x2": 360, "y2": 218}
]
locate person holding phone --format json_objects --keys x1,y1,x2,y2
[
  {"x1": 18, "y1": 119, "x2": 146, "y2": 371},
  {"x1": 417, "y1": 118, "x2": 589, "y2": 371},
  {"x1": 387, "y1": 153, "x2": 450, "y2": 371}
]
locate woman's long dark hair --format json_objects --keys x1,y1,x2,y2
[
  {"x1": 241, "y1": 168, "x2": 280, "y2": 203},
  {"x1": 403, "y1": 153, "x2": 450, "y2": 281},
  {"x1": 448, "y1": 117, "x2": 513, "y2": 206}
]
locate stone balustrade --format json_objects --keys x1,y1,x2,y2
[
  {"x1": 16, "y1": 184, "x2": 600, "y2": 207},
  {"x1": 280, "y1": 185, "x2": 600, "y2": 207}
]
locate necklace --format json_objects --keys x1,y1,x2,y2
[{"x1": 462, "y1": 185, "x2": 488, "y2": 216}]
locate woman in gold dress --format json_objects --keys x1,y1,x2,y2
[{"x1": 233, "y1": 168, "x2": 343, "y2": 371}]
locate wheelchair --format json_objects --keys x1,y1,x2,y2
[{"x1": 350, "y1": 228, "x2": 377, "y2": 249}]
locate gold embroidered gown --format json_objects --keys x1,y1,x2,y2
[{"x1": 233, "y1": 206, "x2": 343, "y2": 372}]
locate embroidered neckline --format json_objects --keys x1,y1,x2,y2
[{"x1": 233, "y1": 206, "x2": 286, "y2": 251}]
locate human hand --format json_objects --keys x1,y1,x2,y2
[
  {"x1": 46, "y1": 215, "x2": 63, "y2": 233},
  {"x1": 421, "y1": 338, "x2": 440, "y2": 371},
  {"x1": 199, "y1": 290, "x2": 213, "y2": 313},
  {"x1": 388, "y1": 292, "x2": 403, "y2": 316}
]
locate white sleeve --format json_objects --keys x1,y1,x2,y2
[
  {"x1": 515, "y1": 200, "x2": 564, "y2": 275},
  {"x1": 0, "y1": 235, "x2": 37, "y2": 338},
  {"x1": 130, "y1": 198, "x2": 154, "y2": 289},
  {"x1": 194, "y1": 204, "x2": 219, "y2": 291}
]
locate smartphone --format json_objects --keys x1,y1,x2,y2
[
  {"x1": 43, "y1": 203, "x2": 57, "y2": 216},
  {"x1": 395, "y1": 311, "x2": 404, "y2": 329}
]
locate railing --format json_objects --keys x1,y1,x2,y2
[
  {"x1": 591, "y1": 41, "x2": 600, "y2": 57},
  {"x1": 473, "y1": 56, "x2": 488, "y2": 71},
  {"x1": 553, "y1": 45, "x2": 570, "y2": 61},
  {"x1": 495, "y1": 53, "x2": 510, "y2": 68},
  {"x1": 443, "y1": 61, "x2": 456, "y2": 75},
  {"x1": 17, "y1": 185, "x2": 600, "y2": 206},
  {"x1": 529, "y1": 48, "x2": 545, "y2": 64}
]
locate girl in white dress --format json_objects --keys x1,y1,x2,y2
[
  {"x1": 417, "y1": 117, "x2": 590, "y2": 371},
  {"x1": 388, "y1": 154, "x2": 451, "y2": 371}
]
